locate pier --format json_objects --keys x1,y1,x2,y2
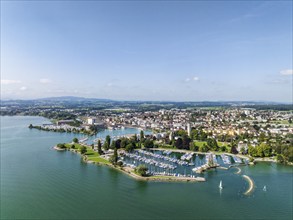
[
  {"x1": 192, "y1": 153, "x2": 219, "y2": 173},
  {"x1": 242, "y1": 175, "x2": 255, "y2": 195}
]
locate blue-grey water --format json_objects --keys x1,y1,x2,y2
[{"x1": 1, "y1": 116, "x2": 292, "y2": 219}]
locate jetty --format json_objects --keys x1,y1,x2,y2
[
  {"x1": 192, "y1": 163, "x2": 219, "y2": 173},
  {"x1": 192, "y1": 153, "x2": 219, "y2": 173},
  {"x1": 242, "y1": 175, "x2": 255, "y2": 195},
  {"x1": 122, "y1": 166, "x2": 206, "y2": 182},
  {"x1": 234, "y1": 167, "x2": 241, "y2": 174}
]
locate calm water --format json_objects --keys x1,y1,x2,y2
[{"x1": 1, "y1": 116, "x2": 292, "y2": 219}]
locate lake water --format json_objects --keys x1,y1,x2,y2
[{"x1": 1, "y1": 116, "x2": 292, "y2": 219}]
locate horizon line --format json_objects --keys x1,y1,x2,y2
[{"x1": 0, "y1": 96, "x2": 292, "y2": 104}]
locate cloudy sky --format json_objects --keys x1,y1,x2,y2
[{"x1": 1, "y1": 1, "x2": 292, "y2": 102}]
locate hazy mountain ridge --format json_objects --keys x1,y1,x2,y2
[{"x1": 0, "y1": 96, "x2": 290, "y2": 106}]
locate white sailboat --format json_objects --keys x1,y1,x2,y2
[
  {"x1": 219, "y1": 180, "x2": 223, "y2": 189},
  {"x1": 263, "y1": 185, "x2": 267, "y2": 191}
]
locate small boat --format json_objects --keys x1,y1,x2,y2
[
  {"x1": 219, "y1": 180, "x2": 223, "y2": 189},
  {"x1": 263, "y1": 186, "x2": 267, "y2": 191}
]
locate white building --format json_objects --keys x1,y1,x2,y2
[
  {"x1": 87, "y1": 118, "x2": 96, "y2": 125},
  {"x1": 187, "y1": 123, "x2": 191, "y2": 137}
]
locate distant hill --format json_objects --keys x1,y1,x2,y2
[
  {"x1": 1, "y1": 96, "x2": 291, "y2": 110},
  {"x1": 37, "y1": 96, "x2": 114, "y2": 102}
]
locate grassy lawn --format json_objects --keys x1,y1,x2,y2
[
  {"x1": 85, "y1": 148, "x2": 99, "y2": 156},
  {"x1": 194, "y1": 141, "x2": 229, "y2": 147},
  {"x1": 193, "y1": 141, "x2": 206, "y2": 147},
  {"x1": 63, "y1": 142, "x2": 110, "y2": 164},
  {"x1": 273, "y1": 120, "x2": 290, "y2": 124},
  {"x1": 66, "y1": 143, "x2": 83, "y2": 152},
  {"x1": 159, "y1": 144, "x2": 176, "y2": 149},
  {"x1": 218, "y1": 141, "x2": 229, "y2": 146},
  {"x1": 87, "y1": 156, "x2": 110, "y2": 164},
  {"x1": 272, "y1": 120, "x2": 293, "y2": 126}
]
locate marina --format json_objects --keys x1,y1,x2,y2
[
  {"x1": 121, "y1": 149, "x2": 245, "y2": 177},
  {"x1": 221, "y1": 154, "x2": 231, "y2": 164}
]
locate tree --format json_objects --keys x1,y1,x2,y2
[
  {"x1": 199, "y1": 131, "x2": 208, "y2": 141},
  {"x1": 125, "y1": 143, "x2": 135, "y2": 152},
  {"x1": 199, "y1": 143, "x2": 209, "y2": 152},
  {"x1": 135, "y1": 165, "x2": 148, "y2": 176},
  {"x1": 276, "y1": 154, "x2": 284, "y2": 163},
  {"x1": 207, "y1": 138, "x2": 219, "y2": 151},
  {"x1": 97, "y1": 140, "x2": 103, "y2": 155},
  {"x1": 71, "y1": 144, "x2": 75, "y2": 149},
  {"x1": 80, "y1": 146, "x2": 87, "y2": 154},
  {"x1": 140, "y1": 130, "x2": 144, "y2": 142},
  {"x1": 182, "y1": 135, "x2": 191, "y2": 150},
  {"x1": 189, "y1": 142, "x2": 199, "y2": 152},
  {"x1": 259, "y1": 133, "x2": 266, "y2": 142},
  {"x1": 174, "y1": 138, "x2": 183, "y2": 149},
  {"x1": 175, "y1": 129, "x2": 188, "y2": 137},
  {"x1": 105, "y1": 135, "x2": 111, "y2": 146},
  {"x1": 115, "y1": 139, "x2": 121, "y2": 149},
  {"x1": 57, "y1": 143, "x2": 66, "y2": 149},
  {"x1": 103, "y1": 141, "x2": 109, "y2": 151},
  {"x1": 110, "y1": 148, "x2": 118, "y2": 165},
  {"x1": 261, "y1": 143, "x2": 272, "y2": 157},
  {"x1": 144, "y1": 139, "x2": 154, "y2": 148},
  {"x1": 131, "y1": 134, "x2": 138, "y2": 143},
  {"x1": 113, "y1": 148, "x2": 118, "y2": 163},
  {"x1": 256, "y1": 145, "x2": 264, "y2": 157},
  {"x1": 110, "y1": 140, "x2": 116, "y2": 149},
  {"x1": 120, "y1": 139, "x2": 128, "y2": 149},
  {"x1": 191, "y1": 129, "x2": 199, "y2": 140},
  {"x1": 287, "y1": 146, "x2": 293, "y2": 162},
  {"x1": 73, "y1": 138, "x2": 78, "y2": 143},
  {"x1": 230, "y1": 146, "x2": 238, "y2": 154},
  {"x1": 248, "y1": 146, "x2": 257, "y2": 157},
  {"x1": 220, "y1": 146, "x2": 227, "y2": 152}
]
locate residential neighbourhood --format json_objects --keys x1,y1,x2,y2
[{"x1": 4, "y1": 101, "x2": 291, "y2": 163}]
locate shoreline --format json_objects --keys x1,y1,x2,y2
[
  {"x1": 54, "y1": 146, "x2": 205, "y2": 183},
  {"x1": 87, "y1": 157, "x2": 206, "y2": 182},
  {"x1": 54, "y1": 143, "x2": 291, "y2": 185},
  {"x1": 113, "y1": 166, "x2": 206, "y2": 182},
  {"x1": 155, "y1": 148, "x2": 292, "y2": 166},
  {"x1": 242, "y1": 175, "x2": 255, "y2": 195},
  {"x1": 254, "y1": 157, "x2": 277, "y2": 162},
  {"x1": 53, "y1": 146, "x2": 66, "y2": 151}
]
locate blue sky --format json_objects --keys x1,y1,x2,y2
[{"x1": 1, "y1": 1, "x2": 292, "y2": 102}]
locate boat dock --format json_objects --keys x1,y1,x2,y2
[{"x1": 192, "y1": 163, "x2": 219, "y2": 173}]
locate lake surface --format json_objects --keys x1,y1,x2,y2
[{"x1": 1, "y1": 116, "x2": 292, "y2": 219}]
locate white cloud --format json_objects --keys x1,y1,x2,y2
[
  {"x1": 40, "y1": 78, "x2": 52, "y2": 84},
  {"x1": 280, "y1": 69, "x2": 293, "y2": 76},
  {"x1": 20, "y1": 86, "x2": 27, "y2": 91},
  {"x1": 185, "y1": 76, "x2": 200, "y2": 83},
  {"x1": 1, "y1": 79, "x2": 21, "y2": 85}
]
